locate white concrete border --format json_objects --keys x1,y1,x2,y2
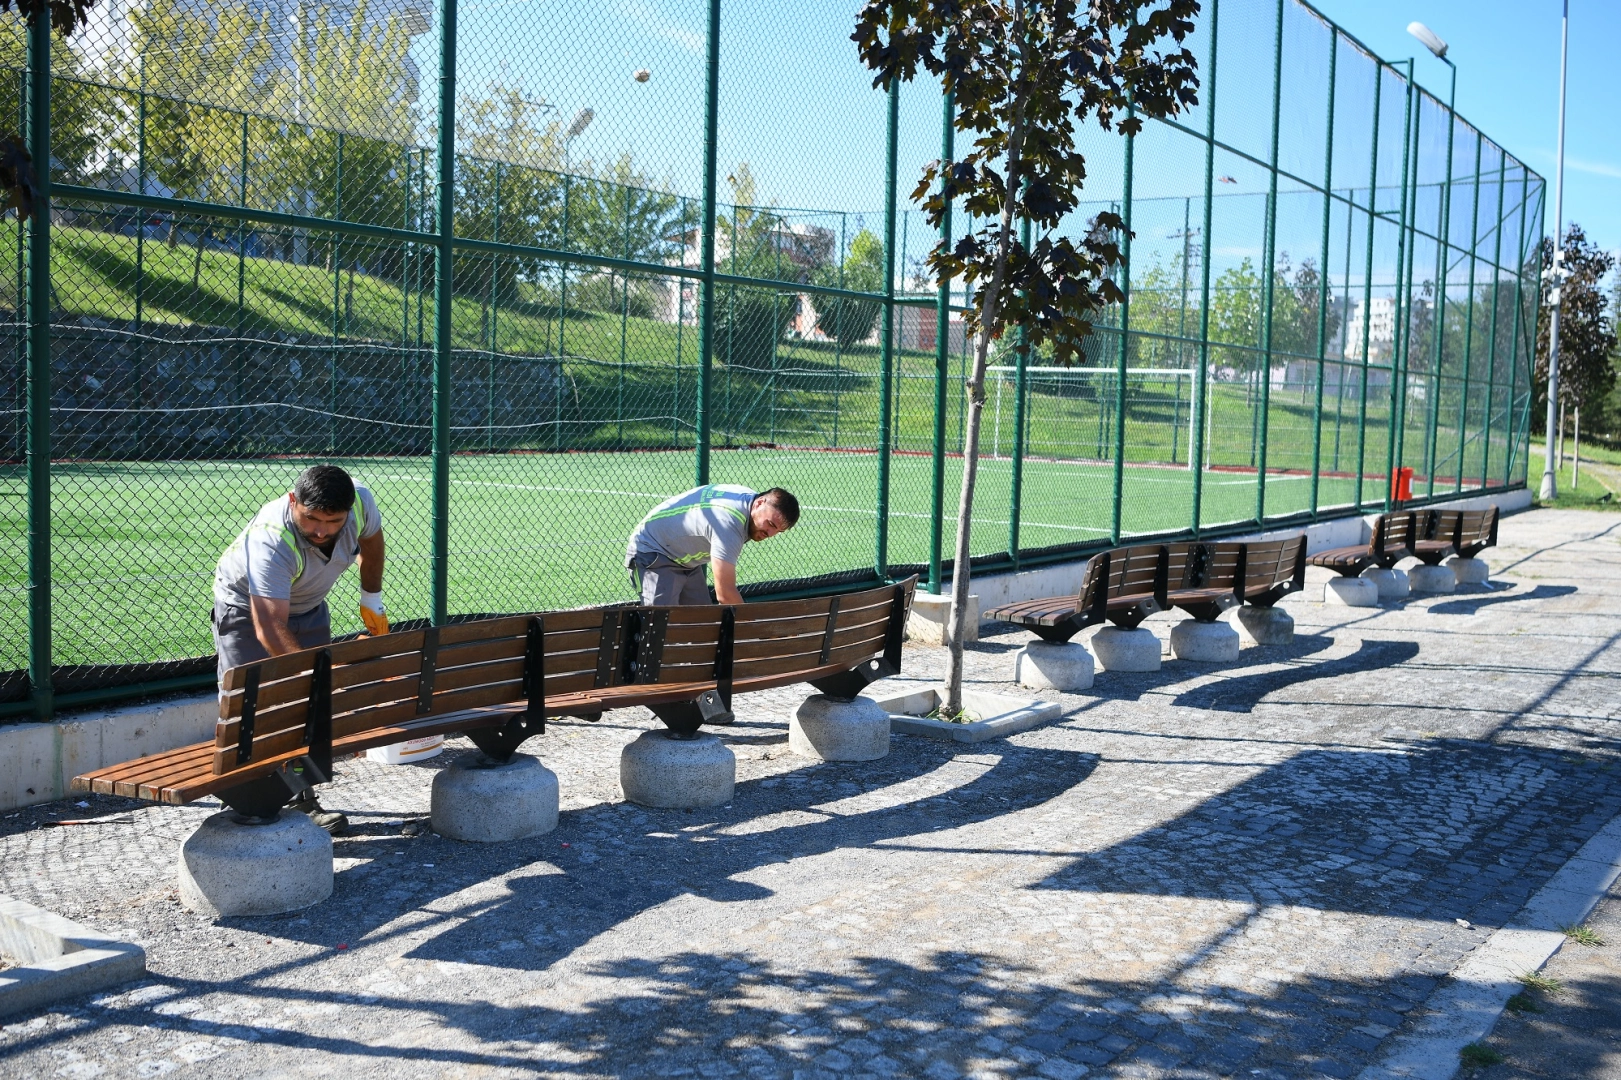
[
  {"x1": 0, "y1": 693, "x2": 216, "y2": 812},
  {"x1": 0, "y1": 895, "x2": 146, "y2": 1018},
  {"x1": 1358, "y1": 810, "x2": 1621, "y2": 1080},
  {"x1": 875, "y1": 688, "x2": 1063, "y2": 744}
]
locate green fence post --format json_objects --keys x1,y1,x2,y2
[
  {"x1": 1354, "y1": 69, "x2": 1382, "y2": 509},
  {"x1": 331, "y1": 132, "x2": 343, "y2": 453},
  {"x1": 1508, "y1": 170, "x2": 1535, "y2": 487},
  {"x1": 674, "y1": 197, "x2": 688, "y2": 447},
  {"x1": 489, "y1": 162, "x2": 501, "y2": 452},
  {"x1": 25, "y1": 7, "x2": 52, "y2": 721},
  {"x1": 134, "y1": 64, "x2": 145, "y2": 403},
  {"x1": 1382, "y1": 60, "x2": 1415, "y2": 514},
  {"x1": 1008, "y1": 212, "x2": 1030, "y2": 566},
  {"x1": 1253, "y1": 0, "x2": 1284, "y2": 524},
  {"x1": 1424, "y1": 65, "x2": 1457, "y2": 497},
  {"x1": 430, "y1": 0, "x2": 457, "y2": 626},
  {"x1": 236, "y1": 112, "x2": 248, "y2": 443},
  {"x1": 833, "y1": 211, "x2": 845, "y2": 449},
  {"x1": 556, "y1": 173, "x2": 569, "y2": 450},
  {"x1": 1111, "y1": 108, "x2": 1136, "y2": 546},
  {"x1": 695, "y1": 0, "x2": 721, "y2": 486},
  {"x1": 1189, "y1": 0, "x2": 1219, "y2": 536},
  {"x1": 1454, "y1": 132, "x2": 1482, "y2": 493},
  {"x1": 1481, "y1": 155, "x2": 1510, "y2": 487},
  {"x1": 875, "y1": 80, "x2": 898, "y2": 580},
  {"x1": 618, "y1": 182, "x2": 630, "y2": 448},
  {"x1": 928, "y1": 90, "x2": 954, "y2": 594},
  {"x1": 1310, "y1": 30, "x2": 1337, "y2": 520}
]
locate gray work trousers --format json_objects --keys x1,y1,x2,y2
[
  {"x1": 212, "y1": 600, "x2": 332, "y2": 693},
  {"x1": 628, "y1": 555, "x2": 713, "y2": 606}
]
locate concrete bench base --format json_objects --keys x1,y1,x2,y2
[
  {"x1": 1325, "y1": 576, "x2": 1380, "y2": 606},
  {"x1": 620, "y1": 731, "x2": 735, "y2": 808},
  {"x1": 1013, "y1": 641, "x2": 1095, "y2": 692},
  {"x1": 431, "y1": 752, "x2": 559, "y2": 842},
  {"x1": 1447, "y1": 555, "x2": 1490, "y2": 585},
  {"x1": 1091, "y1": 626, "x2": 1161, "y2": 672},
  {"x1": 1170, "y1": 619, "x2": 1240, "y2": 663},
  {"x1": 1361, "y1": 566, "x2": 1409, "y2": 600},
  {"x1": 1410, "y1": 564, "x2": 1457, "y2": 594},
  {"x1": 790, "y1": 695, "x2": 890, "y2": 762},
  {"x1": 178, "y1": 811, "x2": 332, "y2": 917},
  {"x1": 1235, "y1": 605, "x2": 1295, "y2": 645}
]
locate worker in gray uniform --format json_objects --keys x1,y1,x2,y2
[
  {"x1": 626, "y1": 484, "x2": 799, "y2": 606},
  {"x1": 212, "y1": 464, "x2": 389, "y2": 834}
]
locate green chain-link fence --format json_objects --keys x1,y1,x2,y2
[{"x1": 0, "y1": 0, "x2": 1542, "y2": 719}]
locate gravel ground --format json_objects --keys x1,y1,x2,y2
[{"x1": 0, "y1": 507, "x2": 1618, "y2": 1080}]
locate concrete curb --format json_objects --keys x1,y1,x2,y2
[
  {"x1": 875, "y1": 688, "x2": 1063, "y2": 744},
  {"x1": 1357, "y1": 810, "x2": 1621, "y2": 1079},
  {"x1": 0, "y1": 895, "x2": 146, "y2": 1018}
]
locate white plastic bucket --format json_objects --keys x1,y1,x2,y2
[{"x1": 366, "y1": 734, "x2": 445, "y2": 765}]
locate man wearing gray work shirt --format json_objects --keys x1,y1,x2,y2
[
  {"x1": 626, "y1": 484, "x2": 799, "y2": 605},
  {"x1": 212, "y1": 465, "x2": 388, "y2": 834}
]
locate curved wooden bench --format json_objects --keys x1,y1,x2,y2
[
  {"x1": 1307, "y1": 512, "x2": 1418, "y2": 577},
  {"x1": 988, "y1": 535, "x2": 1305, "y2": 642},
  {"x1": 73, "y1": 578, "x2": 916, "y2": 818},
  {"x1": 1411, "y1": 506, "x2": 1498, "y2": 565}
]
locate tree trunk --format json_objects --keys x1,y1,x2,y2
[
  {"x1": 1557, "y1": 400, "x2": 1566, "y2": 466},
  {"x1": 1572, "y1": 406, "x2": 1580, "y2": 489},
  {"x1": 944, "y1": 0, "x2": 1028, "y2": 718}
]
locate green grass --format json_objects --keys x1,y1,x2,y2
[
  {"x1": 1528, "y1": 445, "x2": 1619, "y2": 511},
  {"x1": 1, "y1": 449, "x2": 1368, "y2": 670},
  {"x1": 1459, "y1": 1042, "x2": 1505, "y2": 1068}
]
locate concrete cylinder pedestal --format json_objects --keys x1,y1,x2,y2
[
  {"x1": 431, "y1": 752, "x2": 559, "y2": 842},
  {"x1": 1408, "y1": 564, "x2": 1457, "y2": 594},
  {"x1": 1235, "y1": 605, "x2": 1295, "y2": 645},
  {"x1": 178, "y1": 810, "x2": 332, "y2": 917},
  {"x1": 1090, "y1": 626, "x2": 1161, "y2": 672},
  {"x1": 1361, "y1": 566, "x2": 1409, "y2": 601},
  {"x1": 1169, "y1": 619, "x2": 1241, "y2": 663},
  {"x1": 620, "y1": 730, "x2": 735, "y2": 808},
  {"x1": 1013, "y1": 641, "x2": 1095, "y2": 692},
  {"x1": 1325, "y1": 577, "x2": 1379, "y2": 607},
  {"x1": 790, "y1": 695, "x2": 890, "y2": 762},
  {"x1": 1446, "y1": 556, "x2": 1490, "y2": 585}
]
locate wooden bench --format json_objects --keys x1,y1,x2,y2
[
  {"x1": 72, "y1": 578, "x2": 916, "y2": 819},
  {"x1": 1160, "y1": 536, "x2": 1307, "y2": 622},
  {"x1": 986, "y1": 536, "x2": 1306, "y2": 643},
  {"x1": 1410, "y1": 506, "x2": 1499, "y2": 566},
  {"x1": 1306, "y1": 512, "x2": 1420, "y2": 577}
]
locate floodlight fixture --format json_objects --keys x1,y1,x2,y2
[
  {"x1": 566, "y1": 108, "x2": 595, "y2": 141},
  {"x1": 1406, "y1": 22, "x2": 1448, "y2": 60}
]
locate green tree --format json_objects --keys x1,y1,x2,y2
[
  {"x1": 1537, "y1": 224, "x2": 1617, "y2": 431},
  {"x1": 855, "y1": 0, "x2": 1201, "y2": 714},
  {"x1": 0, "y1": 18, "x2": 107, "y2": 183},
  {"x1": 813, "y1": 228, "x2": 885, "y2": 347}
]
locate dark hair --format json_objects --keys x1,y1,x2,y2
[
  {"x1": 758, "y1": 487, "x2": 800, "y2": 526},
  {"x1": 293, "y1": 465, "x2": 357, "y2": 514}
]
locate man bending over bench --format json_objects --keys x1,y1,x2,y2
[
  {"x1": 626, "y1": 485, "x2": 799, "y2": 606},
  {"x1": 211, "y1": 464, "x2": 388, "y2": 835}
]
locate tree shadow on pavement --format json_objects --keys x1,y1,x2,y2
[
  {"x1": 1169, "y1": 637, "x2": 1420, "y2": 713},
  {"x1": 1427, "y1": 584, "x2": 1578, "y2": 617}
]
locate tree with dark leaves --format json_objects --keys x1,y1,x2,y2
[
  {"x1": 1536, "y1": 224, "x2": 1616, "y2": 432},
  {"x1": 853, "y1": 0, "x2": 1200, "y2": 715}
]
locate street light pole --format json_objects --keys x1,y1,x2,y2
[
  {"x1": 1407, "y1": 21, "x2": 1455, "y2": 497},
  {"x1": 1539, "y1": 0, "x2": 1569, "y2": 501}
]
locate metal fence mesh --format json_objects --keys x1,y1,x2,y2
[{"x1": 0, "y1": 0, "x2": 1542, "y2": 715}]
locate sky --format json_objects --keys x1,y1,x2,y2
[
  {"x1": 424, "y1": 0, "x2": 1615, "y2": 289},
  {"x1": 1308, "y1": 0, "x2": 1620, "y2": 273}
]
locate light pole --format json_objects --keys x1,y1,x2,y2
[
  {"x1": 1540, "y1": 0, "x2": 1569, "y2": 501},
  {"x1": 1408, "y1": 21, "x2": 1454, "y2": 496}
]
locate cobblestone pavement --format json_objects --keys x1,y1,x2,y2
[{"x1": 1, "y1": 508, "x2": 1619, "y2": 1080}]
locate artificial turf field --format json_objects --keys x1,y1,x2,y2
[{"x1": 0, "y1": 446, "x2": 1400, "y2": 670}]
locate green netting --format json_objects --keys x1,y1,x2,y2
[{"x1": 0, "y1": 0, "x2": 1542, "y2": 715}]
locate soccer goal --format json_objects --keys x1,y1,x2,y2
[{"x1": 985, "y1": 365, "x2": 1200, "y2": 466}]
